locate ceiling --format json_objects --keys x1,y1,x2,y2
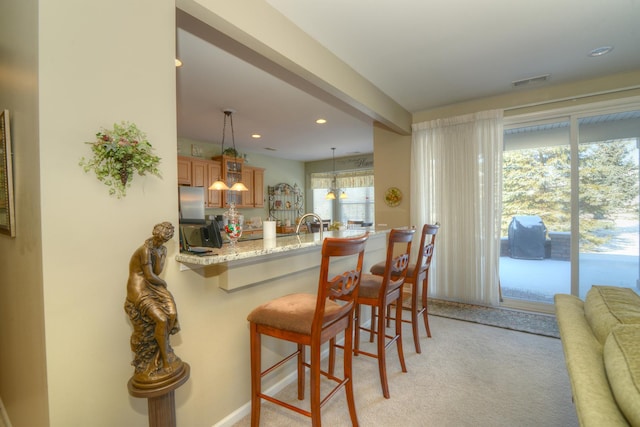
[{"x1": 176, "y1": 0, "x2": 640, "y2": 162}]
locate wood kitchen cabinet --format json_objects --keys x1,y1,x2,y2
[
  {"x1": 190, "y1": 158, "x2": 208, "y2": 188},
  {"x1": 207, "y1": 161, "x2": 223, "y2": 208},
  {"x1": 178, "y1": 155, "x2": 265, "y2": 209},
  {"x1": 214, "y1": 155, "x2": 243, "y2": 207},
  {"x1": 253, "y1": 167, "x2": 264, "y2": 208},
  {"x1": 177, "y1": 156, "x2": 223, "y2": 208},
  {"x1": 177, "y1": 156, "x2": 192, "y2": 185},
  {"x1": 241, "y1": 166, "x2": 265, "y2": 208}
]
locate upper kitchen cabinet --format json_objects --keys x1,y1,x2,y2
[
  {"x1": 177, "y1": 156, "x2": 191, "y2": 185},
  {"x1": 179, "y1": 155, "x2": 265, "y2": 209},
  {"x1": 190, "y1": 158, "x2": 208, "y2": 188},
  {"x1": 177, "y1": 156, "x2": 223, "y2": 208},
  {"x1": 242, "y1": 166, "x2": 265, "y2": 208},
  {"x1": 214, "y1": 155, "x2": 243, "y2": 207},
  {"x1": 207, "y1": 161, "x2": 223, "y2": 208}
]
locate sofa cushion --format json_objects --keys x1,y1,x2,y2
[
  {"x1": 555, "y1": 293, "x2": 630, "y2": 426},
  {"x1": 584, "y1": 286, "x2": 640, "y2": 345},
  {"x1": 604, "y1": 324, "x2": 640, "y2": 426}
]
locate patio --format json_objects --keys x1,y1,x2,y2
[{"x1": 499, "y1": 253, "x2": 639, "y2": 304}]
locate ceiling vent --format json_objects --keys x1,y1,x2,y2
[{"x1": 511, "y1": 74, "x2": 551, "y2": 88}]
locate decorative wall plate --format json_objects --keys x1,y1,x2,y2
[{"x1": 384, "y1": 187, "x2": 402, "y2": 207}]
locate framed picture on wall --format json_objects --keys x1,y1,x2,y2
[{"x1": 0, "y1": 109, "x2": 15, "y2": 237}]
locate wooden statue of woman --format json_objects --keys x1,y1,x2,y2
[{"x1": 125, "y1": 221, "x2": 186, "y2": 389}]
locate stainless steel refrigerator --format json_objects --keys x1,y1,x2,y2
[{"x1": 178, "y1": 186, "x2": 205, "y2": 224}]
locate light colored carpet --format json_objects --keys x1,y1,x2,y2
[{"x1": 232, "y1": 315, "x2": 578, "y2": 426}]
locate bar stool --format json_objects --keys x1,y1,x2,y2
[
  {"x1": 247, "y1": 233, "x2": 369, "y2": 427},
  {"x1": 370, "y1": 223, "x2": 439, "y2": 353},
  {"x1": 353, "y1": 228, "x2": 414, "y2": 398}
]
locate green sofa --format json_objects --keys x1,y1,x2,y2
[{"x1": 555, "y1": 286, "x2": 640, "y2": 427}]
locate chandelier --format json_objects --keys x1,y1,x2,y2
[{"x1": 325, "y1": 147, "x2": 347, "y2": 200}]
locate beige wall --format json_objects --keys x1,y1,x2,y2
[
  {"x1": 0, "y1": 0, "x2": 48, "y2": 426},
  {"x1": 37, "y1": 1, "x2": 179, "y2": 426},
  {"x1": 373, "y1": 125, "x2": 411, "y2": 228}
]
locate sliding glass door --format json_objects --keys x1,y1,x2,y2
[
  {"x1": 501, "y1": 118, "x2": 572, "y2": 303},
  {"x1": 578, "y1": 111, "x2": 640, "y2": 299},
  {"x1": 500, "y1": 106, "x2": 640, "y2": 307}
]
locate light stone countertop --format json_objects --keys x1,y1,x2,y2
[{"x1": 175, "y1": 229, "x2": 383, "y2": 266}]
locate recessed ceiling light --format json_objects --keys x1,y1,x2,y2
[
  {"x1": 175, "y1": 58, "x2": 183, "y2": 67},
  {"x1": 316, "y1": 118, "x2": 327, "y2": 124},
  {"x1": 588, "y1": 46, "x2": 614, "y2": 57},
  {"x1": 251, "y1": 134, "x2": 261, "y2": 139}
]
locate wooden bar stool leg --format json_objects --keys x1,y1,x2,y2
[
  {"x1": 249, "y1": 323, "x2": 261, "y2": 427},
  {"x1": 310, "y1": 342, "x2": 322, "y2": 427},
  {"x1": 354, "y1": 304, "x2": 362, "y2": 354},
  {"x1": 344, "y1": 323, "x2": 359, "y2": 427},
  {"x1": 369, "y1": 306, "x2": 376, "y2": 342},
  {"x1": 328, "y1": 337, "x2": 336, "y2": 375},
  {"x1": 410, "y1": 282, "x2": 421, "y2": 353},
  {"x1": 422, "y1": 276, "x2": 431, "y2": 338},
  {"x1": 395, "y1": 299, "x2": 407, "y2": 373},
  {"x1": 376, "y1": 306, "x2": 390, "y2": 399},
  {"x1": 298, "y1": 344, "x2": 305, "y2": 400}
]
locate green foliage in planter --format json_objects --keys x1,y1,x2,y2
[
  {"x1": 79, "y1": 121, "x2": 162, "y2": 198},
  {"x1": 223, "y1": 147, "x2": 239, "y2": 157}
]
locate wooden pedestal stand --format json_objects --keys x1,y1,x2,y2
[{"x1": 127, "y1": 363, "x2": 190, "y2": 427}]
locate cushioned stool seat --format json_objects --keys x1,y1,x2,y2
[
  {"x1": 369, "y1": 262, "x2": 416, "y2": 278},
  {"x1": 248, "y1": 293, "x2": 346, "y2": 335}
]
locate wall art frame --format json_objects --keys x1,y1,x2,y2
[{"x1": 0, "y1": 109, "x2": 15, "y2": 237}]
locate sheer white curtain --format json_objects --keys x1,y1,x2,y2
[{"x1": 411, "y1": 110, "x2": 503, "y2": 306}]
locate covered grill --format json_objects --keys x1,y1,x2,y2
[{"x1": 508, "y1": 215, "x2": 547, "y2": 260}]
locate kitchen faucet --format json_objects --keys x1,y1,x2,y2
[{"x1": 296, "y1": 213, "x2": 323, "y2": 241}]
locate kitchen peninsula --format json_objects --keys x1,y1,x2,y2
[{"x1": 176, "y1": 229, "x2": 387, "y2": 290}]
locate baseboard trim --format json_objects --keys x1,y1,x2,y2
[
  {"x1": 501, "y1": 297, "x2": 556, "y2": 314},
  {"x1": 212, "y1": 369, "x2": 298, "y2": 427}
]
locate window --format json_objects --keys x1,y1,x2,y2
[{"x1": 311, "y1": 170, "x2": 375, "y2": 225}]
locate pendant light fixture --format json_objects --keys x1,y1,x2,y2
[
  {"x1": 325, "y1": 147, "x2": 347, "y2": 200},
  {"x1": 208, "y1": 109, "x2": 248, "y2": 191},
  {"x1": 225, "y1": 109, "x2": 248, "y2": 192},
  {"x1": 209, "y1": 110, "x2": 230, "y2": 191}
]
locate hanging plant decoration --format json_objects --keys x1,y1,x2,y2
[{"x1": 79, "y1": 121, "x2": 162, "y2": 198}]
